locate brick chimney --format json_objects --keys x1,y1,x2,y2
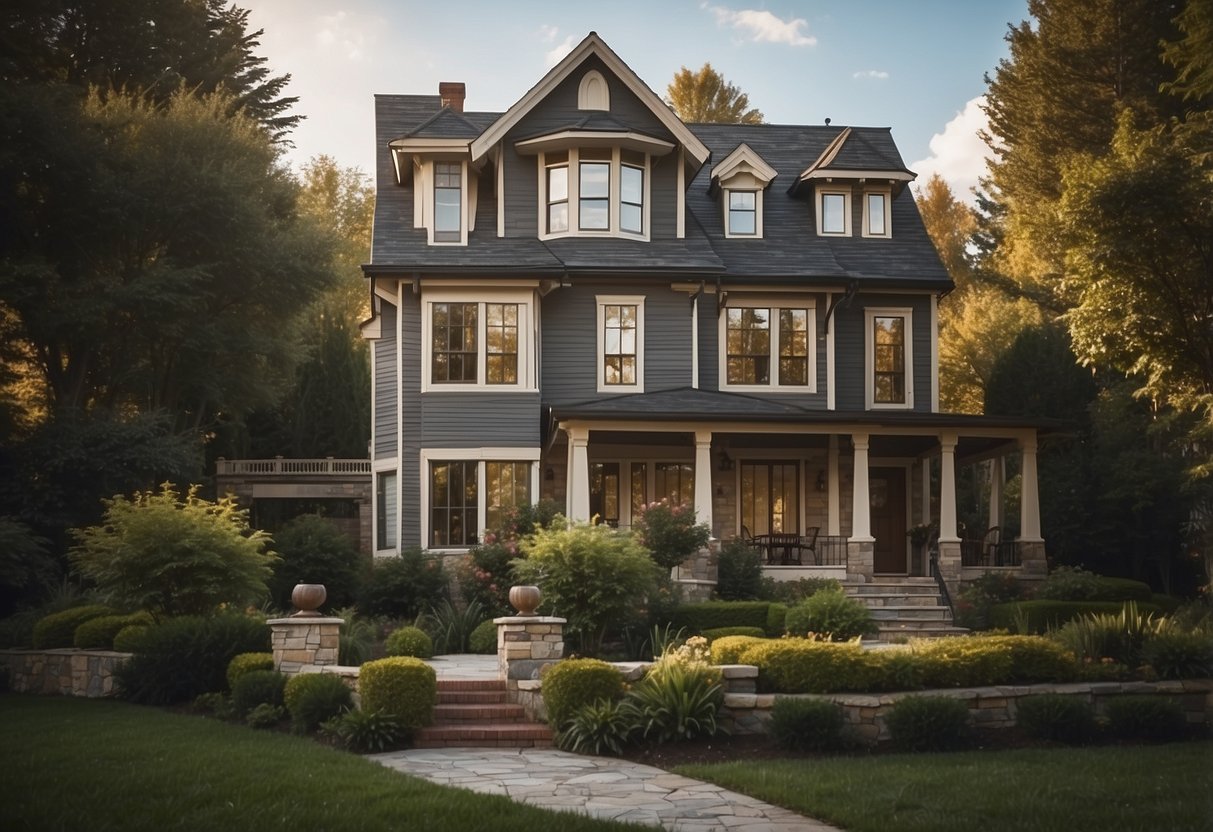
[{"x1": 439, "y1": 82, "x2": 465, "y2": 113}]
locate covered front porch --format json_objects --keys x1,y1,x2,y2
[{"x1": 544, "y1": 390, "x2": 1051, "y2": 590}]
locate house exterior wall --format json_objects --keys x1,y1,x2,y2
[
  {"x1": 373, "y1": 302, "x2": 398, "y2": 459},
  {"x1": 834, "y1": 292, "x2": 933, "y2": 412}
]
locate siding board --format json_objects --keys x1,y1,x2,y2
[{"x1": 373, "y1": 302, "x2": 398, "y2": 458}]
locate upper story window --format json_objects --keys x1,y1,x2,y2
[
  {"x1": 817, "y1": 189, "x2": 850, "y2": 236},
  {"x1": 539, "y1": 148, "x2": 649, "y2": 241},
  {"x1": 720, "y1": 299, "x2": 816, "y2": 392},
  {"x1": 422, "y1": 289, "x2": 535, "y2": 392},
  {"x1": 434, "y1": 162, "x2": 462, "y2": 242},
  {"x1": 865, "y1": 307, "x2": 914, "y2": 409},
  {"x1": 863, "y1": 190, "x2": 891, "y2": 238},
  {"x1": 727, "y1": 191, "x2": 757, "y2": 236},
  {"x1": 597, "y1": 294, "x2": 645, "y2": 392}
]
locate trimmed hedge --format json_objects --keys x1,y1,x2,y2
[
  {"x1": 989, "y1": 600, "x2": 1162, "y2": 633},
  {"x1": 231, "y1": 669, "x2": 286, "y2": 716},
  {"x1": 359, "y1": 657, "x2": 437, "y2": 731},
  {"x1": 739, "y1": 639, "x2": 879, "y2": 694},
  {"x1": 73, "y1": 611, "x2": 153, "y2": 649},
  {"x1": 709, "y1": 635, "x2": 766, "y2": 665},
  {"x1": 32, "y1": 605, "x2": 115, "y2": 649},
  {"x1": 284, "y1": 672, "x2": 353, "y2": 733},
  {"x1": 112, "y1": 624, "x2": 149, "y2": 653},
  {"x1": 227, "y1": 652, "x2": 275, "y2": 691},
  {"x1": 541, "y1": 658, "x2": 625, "y2": 728},
  {"x1": 886, "y1": 696, "x2": 971, "y2": 751},
  {"x1": 670, "y1": 601, "x2": 775, "y2": 635},
  {"x1": 769, "y1": 697, "x2": 847, "y2": 751},
  {"x1": 701, "y1": 626, "x2": 766, "y2": 642}
]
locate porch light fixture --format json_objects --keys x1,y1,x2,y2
[
  {"x1": 816, "y1": 469, "x2": 826, "y2": 492},
  {"x1": 718, "y1": 451, "x2": 734, "y2": 472}
]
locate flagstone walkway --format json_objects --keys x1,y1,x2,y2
[{"x1": 369, "y1": 747, "x2": 841, "y2": 831}]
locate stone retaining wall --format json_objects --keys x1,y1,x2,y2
[
  {"x1": 0, "y1": 649, "x2": 129, "y2": 697},
  {"x1": 718, "y1": 669, "x2": 1213, "y2": 743}
]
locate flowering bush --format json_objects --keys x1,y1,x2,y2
[
  {"x1": 458, "y1": 500, "x2": 562, "y2": 616},
  {"x1": 632, "y1": 499, "x2": 711, "y2": 571}
]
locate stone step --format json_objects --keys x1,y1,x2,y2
[
  {"x1": 854, "y1": 594, "x2": 942, "y2": 607},
  {"x1": 847, "y1": 582, "x2": 939, "y2": 595},
  {"x1": 414, "y1": 722, "x2": 554, "y2": 748},
  {"x1": 868, "y1": 606, "x2": 950, "y2": 621},
  {"x1": 432, "y1": 702, "x2": 527, "y2": 723}
]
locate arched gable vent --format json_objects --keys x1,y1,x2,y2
[{"x1": 578, "y1": 70, "x2": 610, "y2": 111}]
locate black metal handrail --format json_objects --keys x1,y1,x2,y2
[{"x1": 928, "y1": 545, "x2": 956, "y2": 622}]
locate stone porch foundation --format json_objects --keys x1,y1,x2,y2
[{"x1": 268, "y1": 616, "x2": 342, "y2": 675}]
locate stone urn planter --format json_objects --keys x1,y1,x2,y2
[
  {"x1": 509, "y1": 585, "x2": 542, "y2": 616},
  {"x1": 291, "y1": 583, "x2": 327, "y2": 617}
]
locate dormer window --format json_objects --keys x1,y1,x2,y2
[
  {"x1": 817, "y1": 189, "x2": 851, "y2": 236},
  {"x1": 711, "y1": 143, "x2": 775, "y2": 239},
  {"x1": 434, "y1": 162, "x2": 462, "y2": 242},
  {"x1": 536, "y1": 148, "x2": 650, "y2": 240},
  {"x1": 863, "y1": 190, "x2": 891, "y2": 238}
]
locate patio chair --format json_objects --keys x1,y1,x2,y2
[
  {"x1": 798, "y1": 527, "x2": 820, "y2": 565},
  {"x1": 983, "y1": 526, "x2": 1003, "y2": 566}
]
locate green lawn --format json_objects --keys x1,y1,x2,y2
[
  {"x1": 676, "y1": 742, "x2": 1213, "y2": 832},
  {"x1": 0, "y1": 694, "x2": 640, "y2": 832}
]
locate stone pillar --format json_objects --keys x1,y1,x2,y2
[
  {"x1": 268, "y1": 617, "x2": 343, "y2": 676},
  {"x1": 495, "y1": 615, "x2": 566, "y2": 702}
]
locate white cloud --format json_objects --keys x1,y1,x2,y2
[
  {"x1": 538, "y1": 24, "x2": 559, "y2": 43},
  {"x1": 852, "y1": 69, "x2": 889, "y2": 80},
  {"x1": 545, "y1": 34, "x2": 577, "y2": 67},
  {"x1": 315, "y1": 11, "x2": 374, "y2": 62},
  {"x1": 910, "y1": 96, "x2": 995, "y2": 205},
  {"x1": 707, "y1": 6, "x2": 817, "y2": 46}
]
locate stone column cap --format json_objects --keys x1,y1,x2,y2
[
  {"x1": 492, "y1": 615, "x2": 567, "y2": 625},
  {"x1": 266, "y1": 616, "x2": 346, "y2": 626}
]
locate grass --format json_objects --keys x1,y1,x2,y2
[
  {"x1": 0, "y1": 694, "x2": 640, "y2": 832},
  {"x1": 675, "y1": 742, "x2": 1213, "y2": 832}
]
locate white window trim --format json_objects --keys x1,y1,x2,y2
[
  {"x1": 423, "y1": 159, "x2": 470, "y2": 246},
  {"x1": 718, "y1": 297, "x2": 818, "y2": 393},
  {"x1": 862, "y1": 189, "x2": 892, "y2": 238},
  {"x1": 723, "y1": 188, "x2": 763, "y2": 238},
  {"x1": 596, "y1": 294, "x2": 645, "y2": 393},
  {"x1": 816, "y1": 187, "x2": 851, "y2": 236},
  {"x1": 373, "y1": 458, "x2": 401, "y2": 556},
  {"x1": 585, "y1": 453, "x2": 697, "y2": 529},
  {"x1": 538, "y1": 148, "x2": 650, "y2": 242},
  {"x1": 420, "y1": 448, "x2": 541, "y2": 552},
  {"x1": 865, "y1": 307, "x2": 915, "y2": 410},
  {"x1": 421, "y1": 288, "x2": 536, "y2": 392}
]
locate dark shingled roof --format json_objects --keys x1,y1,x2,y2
[{"x1": 369, "y1": 89, "x2": 950, "y2": 288}]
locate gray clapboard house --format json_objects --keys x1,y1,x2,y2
[{"x1": 362, "y1": 32, "x2": 1048, "y2": 592}]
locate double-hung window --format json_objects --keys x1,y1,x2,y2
[
  {"x1": 863, "y1": 190, "x2": 891, "y2": 237},
  {"x1": 597, "y1": 295, "x2": 644, "y2": 392},
  {"x1": 423, "y1": 291, "x2": 533, "y2": 391},
  {"x1": 433, "y1": 162, "x2": 462, "y2": 242},
  {"x1": 620, "y1": 158, "x2": 644, "y2": 234},
  {"x1": 865, "y1": 308, "x2": 914, "y2": 409},
  {"x1": 546, "y1": 152, "x2": 569, "y2": 233},
  {"x1": 727, "y1": 191, "x2": 757, "y2": 236},
  {"x1": 817, "y1": 189, "x2": 850, "y2": 236},
  {"x1": 721, "y1": 300, "x2": 816, "y2": 391},
  {"x1": 579, "y1": 149, "x2": 611, "y2": 231},
  {"x1": 376, "y1": 471, "x2": 397, "y2": 551}
]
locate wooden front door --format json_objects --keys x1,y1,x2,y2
[{"x1": 871, "y1": 466, "x2": 907, "y2": 574}]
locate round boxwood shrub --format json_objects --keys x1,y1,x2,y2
[
  {"x1": 769, "y1": 697, "x2": 846, "y2": 751},
  {"x1": 231, "y1": 669, "x2": 287, "y2": 716},
  {"x1": 708, "y1": 635, "x2": 766, "y2": 665},
  {"x1": 784, "y1": 589, "x2": 876, "y2": 641},
  {"x1": 73, "y1": 611, "x2": 153, "y2": 649},
  {"x1": 111, "y1": 624, "x2": 149, "y2": 653},
  {"x1": 468, "y1": 619, "x2": 497, "y2": 654},
  {"x1": 114, "y1": 614, "x2": 270, "y2": 705},
  {"x1": 701, "y1": 626, "x2": 766, "y2": 643},
  {"x1": 284, "y1": 672, "x2": 353, "y2": 733},
  {"x1": 1103, "y1": 695, "x2": 1186, "y2": 741},
  {"x1": 32, "y1": 605, "x2": 114, "y2": 649},
  {"x1": 541, "y1": 658, "x2": 625, "y2": 728},
  {"x1": 1016, "y1": 694, "x2": 1098, "y2": 744},
  {"x1": 227, "y1": 652, "x2": 275, "y2": 691},
  {"x1": 885, "y1": 695, "x2": 971, "y2": 751},
  {"x1": 384, "y1": 625, "x2": 433, "y2": 659},
  {"x1": 358, "y1": 657, "x2": 437, "y2": 732}
]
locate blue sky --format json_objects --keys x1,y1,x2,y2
[{"x1": 244, "y1": 0, "x2": 1029, "y2": 202}]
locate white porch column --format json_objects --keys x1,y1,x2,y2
[
  {"x1": 850, "y1": 433, "x2": 873, "y2": 540},
  {"x1": 568, "y1": 425, "x2": 590, "y2": 522},
  {"x1": 827, "y1": 434, "x2": 840, "y2": 536},
  {"x1": 693, "y1": 429, "x2": 714, "y2": 533},
  {"x1": 939, "y1": 432, "x2": 959, "y2": 542},
  {"x1": 987, "y1": 456, "x2": 1004, "y2": 530},
  {"x1": 1020, "y1": 433, "x2": 1042, "y2": 541}
]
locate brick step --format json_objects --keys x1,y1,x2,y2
[
  {"x1": 868, "y1": 606, "x2": 951, "y2": 621},
  {"x1": 436, "y1": 679, "x2": 507, "y2": 691},
  {"x1": 432, "y1": 702, "x2": 527, "y2": 723},
  {"x1": 436, "y1": 689, "x2": 508, "y2": 705},
  {"x1": 414, "y1": 722, "x2": 554, "y2": 748}
]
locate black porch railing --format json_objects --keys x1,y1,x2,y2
[
  {"x1": 929, "y1": 546, "x2": 956, "y2": 621},
  {"x1": 814, "y1": 535, "x2": 848, "y2": 566},
  {"x1": 961, "y1": 539, "x2": 1022, "y2": 567}
]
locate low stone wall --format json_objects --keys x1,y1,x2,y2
[
  {"x1": 0, "y1": 649, "x2": 129, "y2": 697},
  {"x1": 720, "y1": 671, "x2": 1213, "y2": 743}
]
